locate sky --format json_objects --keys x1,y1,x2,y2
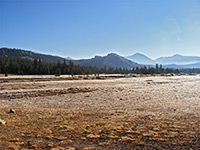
[{"x1": 0, "y1": 0, "x2": 200, "y2": 59}]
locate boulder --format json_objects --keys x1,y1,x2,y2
[{"x1": 9, "y1": 108, "x2": 16, "y2": 113}]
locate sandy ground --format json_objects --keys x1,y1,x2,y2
[{"x1": 0, "y1": 75, "x2": 200, "y2": 150}]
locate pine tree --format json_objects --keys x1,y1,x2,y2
[{"x1": 55, "y1": 68, "x2": 61, "y2": 76}]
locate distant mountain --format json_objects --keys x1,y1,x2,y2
[
  {"x1": 1, "y1": 47, "x2": 200, "y2": 69},
  {"x1": 162, "y1": 64, "x2": 180, "y2": 69},
  {"x1": 126, "y1": 53, "x2": 200, "y2": 68},
  {"x1": 181, "y1": 62, "x2": 200, "y2": 68},
  {"x1": 163, "y1": 62, "x2": 200, "y2": 69},
  {"x1": 0, "y1": 48, "x2": 140, "y2": 69},
  {"x1": 74, "y1": 53, "x2": 140, "y2": 69},
  {"x1": 66, "y1": 56, "x2": 73, "y2": 60},
  {"x1": 0, "y1": 48, "x2": 66, "y2": 63},
  {"x1": 156, "y1": 54, "x2": 200, "y2": 65},
  {"x1": 126, "y1": 53, "x2": 154, "y2": 65}
]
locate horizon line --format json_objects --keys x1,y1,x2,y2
[{"x1": 1, "y1": 46, "x2": 200, "y2": 60}]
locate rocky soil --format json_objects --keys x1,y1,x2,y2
[{"x1": 0, "y1": 75, "x2": 200, "y2": 150}]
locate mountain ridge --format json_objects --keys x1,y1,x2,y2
[
  {"x1": 0, "y1": 48, "x2": 140, "y2": 69},
  {"x1": 73, "y1": 53, "x2": 140, "y2": 69},
  {"x1": 155, "y1": 54, "x2": 200, "y2": 65},
  {"x1": 0, "y1": 47, "x2": 66, "y2": 63},
  {"x1": 126, "y1": 53, "x2": 154, "y2": 65},
  {"x1": 126, "y1": 52, "x2": 200, "y2": 66},
  {"x1": 1, "y1": 47, "x2": 200, "y2": 69}
]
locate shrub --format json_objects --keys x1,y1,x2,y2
[
  {"x1": 55, "y1": 68, "x2": 61, "y2": 76},
  {"x1": 5, "y1": 72, "x2": 8, "y2": 77},
  {"x1": 96, "y1": 76, "x2": 102, "y2": 79}
]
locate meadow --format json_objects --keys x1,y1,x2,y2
[{"x1": 0, "y1": 74, "x2": 200, "y2": 150}]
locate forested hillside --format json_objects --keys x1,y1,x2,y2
[{"x1": 0, "y1": 58, "x2": 178, "y2": 76}]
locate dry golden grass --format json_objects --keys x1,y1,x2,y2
[{"x1": 0, "y1": 109, "x2": 199, "y2": 150}]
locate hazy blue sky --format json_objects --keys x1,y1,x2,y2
[{"x1": 1, "y1": 0, "x2": 200, "y2": 59}]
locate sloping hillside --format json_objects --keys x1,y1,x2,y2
[
  {"x1": 75, "y1": 53, "x2": 140, "y2": 69},
  {"x1": 126, "y1": 53, "x2": 154, "y2": 65},
  {"x1": 0, "y1": 48, "x2": 66, "y2": 63}
]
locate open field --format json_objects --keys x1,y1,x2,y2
[{"x1": 0, "y1": 75, "x2": 200, "y2": 150}]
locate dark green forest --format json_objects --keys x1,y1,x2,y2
[
  {"x1": 0, "y1": 58, "x2": 179, "y2": 76},
  {"x1": 179, "y1": 68, "x2": 200, "y2": 74}
]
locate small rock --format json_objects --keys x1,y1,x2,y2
[
  {"x1": 9, "y1": 108, "x2": 16, "y2": 113},
  {"x1": 0, "y1": 119, "x2": 6, "y2": 125}
]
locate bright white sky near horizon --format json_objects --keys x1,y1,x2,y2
[{"x1": 0, "y1": 0, "x2": 200, "y2": 59}]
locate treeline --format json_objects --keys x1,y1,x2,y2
[
  {"x1": 179, "y1": 68, "x2": 200, "y2": 74},
  {"x1": 0, "y1": 58, "x2": 179, "y2": 76}
]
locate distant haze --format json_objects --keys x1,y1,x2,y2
[
  {"x1": 1, "y1": 0, "x2": 200, "y2": 58},
  {"x1": 126, "y1": 53, "x2": 200, "y2": 66}
]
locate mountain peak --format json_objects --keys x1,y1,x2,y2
[
  {"x1": 134, "y1": 52, "x2": 145, "y2": 56},
  {"x1": 126, "y1": 53, "x2": 154, "y2": 65},
  {"x1": 172, "y1": 54, "x2": 182, "y2": 57},
  {"x1": 76, "y1": 52, "x2": 140, "y2": 69},
  {"x1": 94, "y1": 55, "x2": 101, "y2": 58},
  {"x1": 66, "y1": 56, "x2": 73, "y2": 60},
  {"x1": 107, "y1": 53, "x2": 119, "y2": 56}
]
